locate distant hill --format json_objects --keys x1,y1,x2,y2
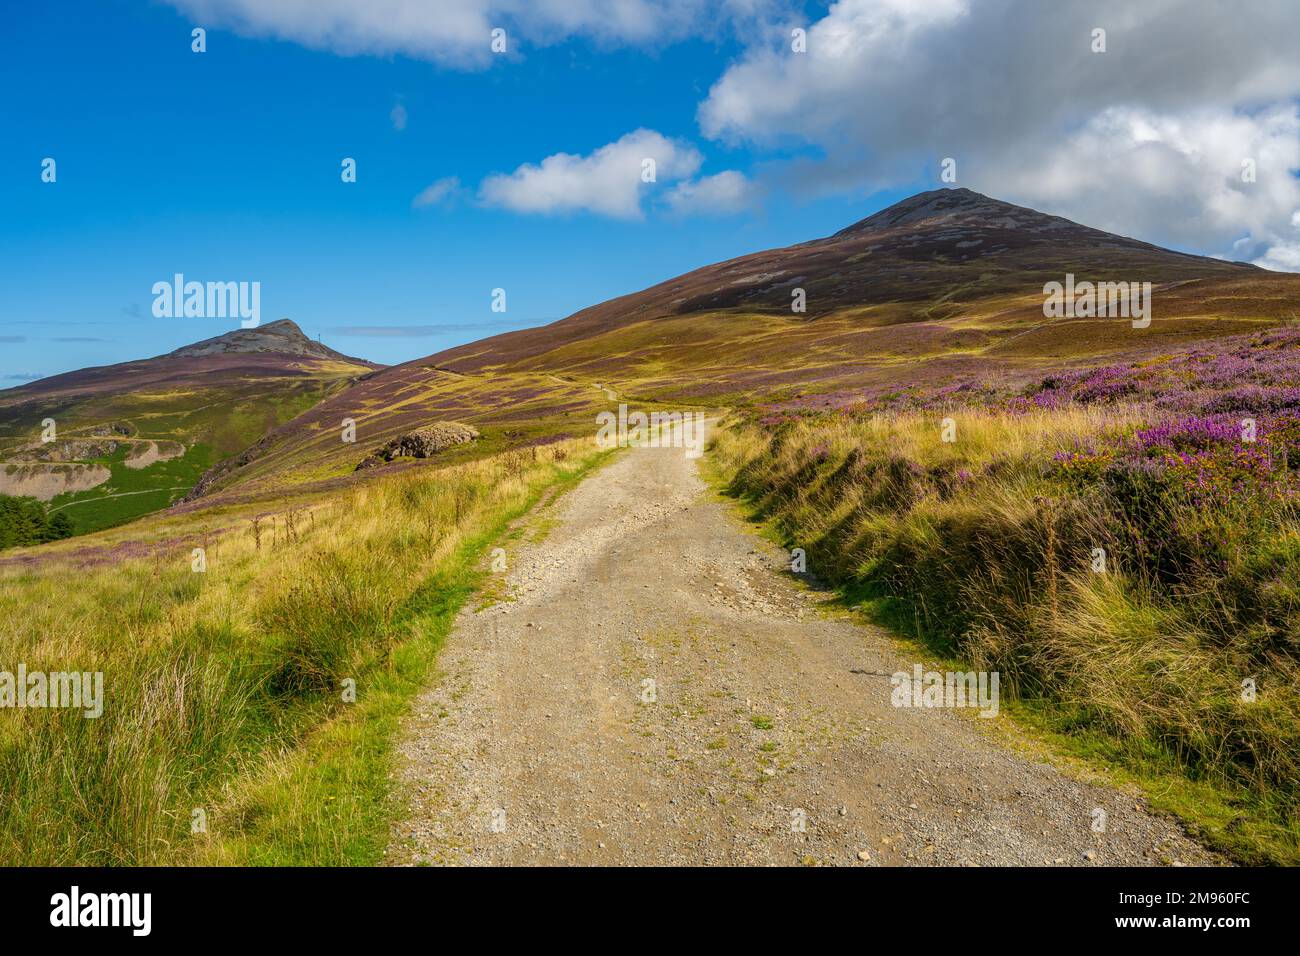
[
  {"x1": 0, "y1": 320, "x2": 379, "y2": 535},
  {"x1": 185, "y1": 188, "x2": 1300, "y2": 502},
  {"x1": 166, "y1": 319, "x2": 371, "y2": 362}
]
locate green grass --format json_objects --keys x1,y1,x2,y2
[
  {"x1": 0, "y1": 438, "x2": 612, "y2": 865},
  {"x1": 191, "y1": 446, "x2": 613, "y2": 865},
  {"x1": 0, "y1": 365, "x2": 366, "y2": 542},
  {"x1": 707, "y1": 415, "x2": 1300, "y2": 865},
  {"x1": 46, "y1": 442, "x2": 215, "y2": 534}
]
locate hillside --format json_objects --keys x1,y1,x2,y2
[
  {"x1": 4, "y1": 188, "x2": 1298, "y2": 869},
  {"x1": 192, "y1": 188, "x2": 1300, "y2": 501},
  {"x1": 432, "y1": 187, "x2": 1280, "y2": 383},
  {"x1": 0, "y1": 320, "x2": 379, "y2": 534}
]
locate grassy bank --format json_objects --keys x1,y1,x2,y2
[
  {"x1": 0, "y1": 438, "x2": 608, "y2": 865},
  {"x1": 712, "y1": 384, "x2": 1300, "y2": 863}
]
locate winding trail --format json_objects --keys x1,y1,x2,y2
[
  {"x1": 47, "y1": 486, "x2": 190, "y2": 512},
  {"x1": 388, "y1": 438, "x2": 1219, "y2": 867}
]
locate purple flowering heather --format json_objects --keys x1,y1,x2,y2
[{"x1": 1135, "y1": 416, "x2": 1242, "y2": 452}]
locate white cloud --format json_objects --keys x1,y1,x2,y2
[
  {"x1": 390, "y1": 102, "x2": 407, "y2": 131},
  {"x1": 162, "y1": 0, "x2": 1300, "y2": 263},
  {"x1": 412, "y1": 176, "x2": 462, "y2": 209},
  {"x1": 162, "y1": 0, "x2": 780, "y2": 68},
  {"x1": 699, "y1": 0, "x2": 972, "y2": 150},
  {"x1": 665, "y1": 170, "x2": 756, "y2": 215},
  {"x1": 1255, "y1": 242, "x2": 1300, "y2": 272},
  {"x1": 478, "y1": 129, "x2": 703, "y2": 218},
  {"x1": 699, "y1": 0, "x2": 1300, "y2": 268},
  {"x1": 977, "y1": 104, "x2": 1300, "y2": 270}
]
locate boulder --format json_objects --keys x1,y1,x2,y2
[{"x1": 356, "y1": 423, "x2": 479, "y2": 470}]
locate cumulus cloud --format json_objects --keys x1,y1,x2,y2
[
  {"x1": 700, "y1": 0, "x2": 1300, "y2": 268},
  {"x1": 479, "y1": 129, "x2": 704, "y2": 218},
  {"x1": 1253, "y1": 214, "x2": 1300, "y2": 272},
  {"x1": 162, "y1": 0, "x2": 778, "y2": 68},
  {"x1": 1256, "y1": 243, "x2": 1300, "y2": 272},
  {"x1": 665, "y1": 170, "x2": 757, "y2": 215},
  {"x1": 978, "y1": 104, "x2": 1300, "y2": 269},
  {"x1": 412, "y1": 176, "x2": 462, "y2": 209},
  {"x1": 164, "y1": 0, "x2": 1300, "y2": 263}
]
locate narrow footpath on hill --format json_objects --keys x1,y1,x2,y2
[{"x1": 387, "y1": 434, "x2": 1220, "y2": 866}]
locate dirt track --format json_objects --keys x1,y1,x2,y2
[{"x1": 388, "y1": 438, "x2": 1219, "y2": 867}]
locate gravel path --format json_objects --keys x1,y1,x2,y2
[{"x1": 387, "y1": 440, "x2": 1220, "y2": 867}]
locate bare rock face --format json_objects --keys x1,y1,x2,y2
[
  {"x1": 356, "y1": 423, "x2": 480, "y2": 470},
  {"x1": 15, "y1": 439, "x2": 122, "y2": 463},
  {"x1": 123, "y1": 440, "x2": 185, "y2": 470},
  {"x1": 0, "y1": 463, "x2": 110, "y2": 500}
]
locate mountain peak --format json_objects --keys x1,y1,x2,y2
[
  {"x1": 167, "y1": 319, "x2": 357, "y2": 362},
  {"x1": 833, "y1": 187, "x2": 1078, "y2": 238},
  {"x1": 261, "y1": 318, "x2": 305, "y2": 335}
]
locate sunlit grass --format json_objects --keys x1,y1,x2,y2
[
  {"x1": 0, "y1": 438, "x2": 607, "y2": 865},
  {"x1": 713, "y1": 409, "x2": 1300, "y2": 864}
]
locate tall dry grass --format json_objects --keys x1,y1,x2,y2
[
  {"x1": 714, "y1": 410, "x2": 1300, "y2": 862},
  {"x1": 0, "y1": 440, "x2": 597, "y2": 864}
]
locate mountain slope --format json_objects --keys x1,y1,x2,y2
[
  {"x1": 135, "y1": 189, "x2": 1300, "y2": 501},
  {"x1": 431, "y1": 187, "x2": 1277, "y2": 377},
  {"x1": 0, "y1": 320, "x2": 379, "y2": 533}
]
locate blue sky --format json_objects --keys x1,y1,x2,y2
[
  {"x1": 3, "y1": 1, "x2": 1298, "y2": 382},
  {"x1": 1, "y1": 1, "x2": 913, "y2": 379}
]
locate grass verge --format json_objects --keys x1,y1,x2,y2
[
  {"x1": 187, "y1": 446, "x2": 612, "y2": 865},
  {"x1": 707, "y1": 414, "x2": 1300, "y2": 865},
  {"x1": 0, "y1": 439, "x2": 610, "y2": 865}
]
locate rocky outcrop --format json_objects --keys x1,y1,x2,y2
[
  {"x1": 179, "y1": 433, "x2": 276, "y2": 503},
  {"x1": 356, "y1": 423, "x2": 479, "y2": 470},
  {"x1": 91, "y1": 422, "x2": 134, "y2": 438},
  {"x1": 5, "y1": 435, "x2": 183, "y2": 469},
  {"x1": 0, "y1": 463, "x2": 110, "y2": 501},
  {"x1": 123, "y1": 440, "x2": 185, "y2": 470}
]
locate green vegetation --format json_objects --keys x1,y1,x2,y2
[
  {"x1": 712, "y1": 410, "x2": 1300, "y2": 865},
  {"x1": 45, "y1": 442, "x2": 215, "y2": 535},
  {"x1": 0, "y1": 439, "x2": 608, "y2": 865},
  {"x1": 0, "y1": 360, "x2": 367, "y2": 539},
  {"x1": 0, "y1": 494, "x2": 73, "y2": 549}
]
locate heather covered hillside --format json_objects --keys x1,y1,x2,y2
[
  {"x1": 0, "y1": 321, "x2": 377, "y2": 538},
  {"x1": 178, "y1": 191, "x2": 1300, "y2": 502},
  {"x1": 714, "y1": 324, "x2": 1300, "y2": 863}
]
